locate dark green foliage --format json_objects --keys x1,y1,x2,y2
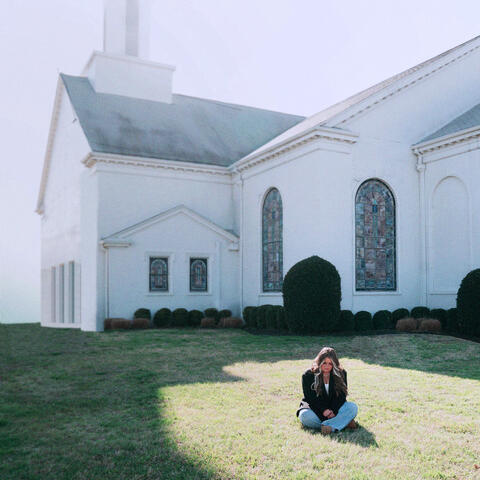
[
  {"x1": 446, "y1": 308, "x2": 459, "y2": 332},
  {"x1": 282, "y1": 256, "x2": 341, "y2": 333},
  {"x1": 153, "y1": 308, "x2": 172, "y2": 327},
  {"x1": 373, "y1": 310, "x2": 392, "y2": 329},
  {"x1": 411, "y1": 306, "x2": 430, "y2": 319},
  {"x1": 242, "y1": 306, "x2": 255, "y2": 328},
  {"x1": 354, "y1": 311, "x2": 373, "y2": 331},
  {"x1": 457, "y1": 268, "x2": 480, "y2": 336},
  {"x1": 249, "y1": 308, "x2": 258, "y2": 328},
  {"x1": 172, "y1": 308, "x2": 189, "y2": 327},
  {"x1": 204, "y1": 308, "x2": 219, "y2": 320},
  {"x1": 275, "y1": 306, "x2": 288, "y2": 330},
  {"x1": 256, "y1": 305, "x2": 272, "y2": 329},
  {"x1": 265, "y1": 306, "x2": 277, "y2": 329},
  {"x1": 218, "y1": 309, "x2": 232, "y2": 319},
  {"x1": 338, "y1": 310, "x2": 355, "y2": 331},
  {"x1": 134, "y1": 308, "x2": 151, "y2": 320},
  {"x1": 188, "y1": 310, "x2": 203, "y2": 327},
  {"x1": 430, "y1": 308, "x2": 447, "y2": 328},
  {"x1": 392, "y1": 308, "x2": 409, "y2": 326}
]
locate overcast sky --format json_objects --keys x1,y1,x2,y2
[{"x1": 1, "y1": 0, "x2": 480, "y2": 323}]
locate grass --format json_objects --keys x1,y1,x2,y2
[{"x1": 1, "y1": 324, "x2": 480, "y2": 479}]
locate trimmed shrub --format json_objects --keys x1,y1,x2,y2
[
  {"x1": 132, "y1": 318, "x2": 149, "y2": 329},
  {"x1": 411, "y1": 306, "x2": 430, "y2": 319},
  {"x1": 204, "y1": 308, "x2": 219, "y2": 321},
  {"x1": 256, "y1": 305, "x2": 272, "y2": 329},
  {"x1": 283, "y1": 256, "x2": 341, "y2": 333},
  {"x1": 242, "y1": 306, "x2": 255, "y2": 327},
  {"x1": 153, "y1": 308, "x2": 172, "y2": 328},
  {"x1": 218, "y1": 309, "x2": 232, "y2": 319},
  {"x1": 111, "y1": 318, "x2": 132, "y2": 329},
  {"x1": 446, "y1": 308, "x2": 459, "y2": 333},
  {"x1": 373, "y1": 310, "x2": 392, "y2": 330},
  {"x1": 265, "y1": 306, "x2": 277, "y2": 329},
  {"x1": 200, "y1": 317, "x2": 216, "y2": 328},
  {"x1": 396, "y1": 317, "x2": 418, "y2": 332},
  {"x1": 134, "y1": 308, "x2": 151, "y2": 320},
  {"x1": 392, "y1": 308, "x2": 409, "y2": 327},
  {"x1": 354, "y1": 311, "x2": 373, "y2": 331},
  {"x1": 249, "y1": 308, "x2": 259, "y2": 328},
  {"x1": 457, "y1": 268, "x2": 480, "y2": 336},
  {"x1": 188, "y1": 310, "x2": 203, "y2": 327},
  {"x1": 172, "y1": 308, "x2": 189, "y2": 327},
  {"x1": 104, "y1": 318, "x2": 113, "y2": 330},
  {"x1": 338, "y1": 310, "x2": 355, "y2": 332},
  {"x1": 430, "y1": 308, "x2": 447, "y2": 328},
  {"x1": 418, "y1": 318, "x2": 441, "y2": 332},
  {"x1": 218, "y1": 317, "x2": 245, "y2": 328},
  {"x1": 275, "y1": 306, "x2": 288, "y2": 330}
]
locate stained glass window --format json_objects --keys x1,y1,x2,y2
[
  {"x1": 149, "y1": 257, "x2": 168, "y2": 291},
  {"x1": 262, "y1": 188, "x2": 283, "y2": 292},
  {"x1": 355, "y1": 179, "x2": 396, "y2": 291},
  {"x1": 190, "y1": 258, "x2": 208, "y2": 292}
]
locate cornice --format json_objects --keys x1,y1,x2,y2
[
  {"x1": 82, "y1": 152, "x2": 232, "y2": 177},
  {"x1": 230, "y1": 126, "x2": 358, "y2": 174}
]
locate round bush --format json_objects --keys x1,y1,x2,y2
[
  {"x1": 354, "y1": 311, "x2": 373, "y2": 331},
  {"x1": 153, "y1": 308, "x2": 172, "y2": 327},
  {"x1": 242, "y1": 306, "x2": 255, "y2": 327},
  {"x1": 373, "y1": 310, "x2": 392, "y2": 330},
  {"x1": 219, "y1": 309, "x2": 232, "y2": 319},
  {"x1": 134, "y1": 308, "x2": 151, "y2": 320},
  {"x1": 256, "y1": 305, "x2": 272, "y2": 329},
  {"x1": 392, "y1": 308, "x2": 409, "y2": 326},
  {"x1": 275, "y1": 306, "x2": 288, "y2": 330},
  {"x1": 446, "y1": 308, "x2": 459, "y2": 333},
  {"x1": 282, "y1": 256, "x2": 341, "y2": 334},
  {"x1": 265, "y1": 306, "x2": 277, "y2": 329},
  {"x1": 172, "y1": 308, "x2": 189, "y2": 327},
  {"x1": 430, "y1": 308, "x2": 447, "y2": 328},
  {"x1": 338, "y1": 310, "x2": 355, "y2": 332},
  {"x1": 188, "y1": 310, "x2": 203, "y2": 327},
  {"x1": 204, "y1": 308, "x2": 219, "y2": 320},
  {"x1": 410, "y1": 306, "x2": 430, "y2": 319},
  {"x1": 457, "y1": 268, "x2": 480, "y2": 336}
]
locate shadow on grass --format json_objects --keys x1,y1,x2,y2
[
  {"x1": 302, "y1": 424, "x2": 378, "y2": 448},
  {"x1": 1, "y1": 324, "x2": 479, "y2": 480}
]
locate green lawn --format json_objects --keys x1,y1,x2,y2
[{"x1": 1, "y1": 324, "x2": 479, "y2": 480}]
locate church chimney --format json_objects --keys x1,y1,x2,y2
[{"x1": 82, "y1": 0, "x2": 175, "y2": 103}]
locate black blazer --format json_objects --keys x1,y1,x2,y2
[{"x1": 296, "y1": 369, "x2": 347, "y2": 420}]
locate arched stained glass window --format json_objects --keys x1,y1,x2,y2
[
  {"x1": 190, "y1": 258, "x2": 208, "y2": 292},
  {"x1": 262, "y1": 188, "x2": 283, "y2": 292},
  {"x1": 150, "y1": 257, "x2": 168, "y2": 291},
  {"x1": 355, "y1": 180, "x2": 396, "y2": 291}
]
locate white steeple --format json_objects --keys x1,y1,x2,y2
[{"x1": 82, "y1": 0, "x2": 175, "y2": 103}]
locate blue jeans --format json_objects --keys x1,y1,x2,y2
[{"x1": 298, "y1": 401, "x2": 358, "y2": 431}]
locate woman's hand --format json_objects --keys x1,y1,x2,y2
[{"x1": 323, "y1": 409, "x2": 333, "y2": 418}]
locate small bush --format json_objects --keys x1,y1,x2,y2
[
  {"x1": 110, "y1": 318, "x2": 132, "y2": 329},
  {"x1": 275, "y1": 306, "x2": 288, "y2": 330},
  {"x1": 430, "y1": 308, "x2": 447, "y2": 328},
  {"x1": 265, "y1": 306, "x2": 277, "y2": 329},
  {"x1": 457, "y1": 268, "x2": 480, "y2": 336},
  {"x1": 218, "y1": 309, "x2": 232, "y2": 319},
  {"x1": 242, "y1": 306, "x2": 255, "y2": 327},
  {"x1": 200, "y1": 317, "x2": 217, "y2": 328},
  {"x1": 172, "y1": 308, "x2": 189, "y2": 327},
  {"x1": 188, "y1": 310, "x2": 203, "y2": 327},
  {"x1": 396, "y1": 317, "x2": 417, "y2": 332},
  {"x1": 218, "y1": 317, "x2": 245, "y2": 328},
  {"x1": 338, "y1": 310, "x2": 355, "y2": 331},
  {"x1": 204, "y1": 308, "x2": 219, "y2": 321},
  {"x1": 411, "y1": 306, "x2": 430, "y2": 319},
  {"x1": 256, "y1": 305, "x2": 272, "y2": 329},
  {"x1": 446, "y1": 308, "x2": 459, "y2": 333},
  {"x1": 104, "y1": 318, "x2": 113, "y2": 330},
  {"x1": 134, "y1": 308, "x2": 151, "y2": 320},
  {"x1": 153, "y1": 308, "x2": 172, "y2": 328},
  {"x1": 418, "y1": 318, "x2": 441, "y2": 332},
  {"x1": 392, "y1": 308, "x2": 409, "y2": 326},
  {"x1": 373, "y1": 310, "x2": 392, "y2": 330},
  {"x1": 132, "y1": 318, "x2": 149, "y2": 329},
  {"x1": 354, "y1": 311, "x2": 373, "y2": 331},
  {"x1": 249, "y1": 308, "x2": 259, "y2": 328}
]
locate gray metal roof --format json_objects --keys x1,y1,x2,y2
[
  {"x1": 419, "y1": 102, "x2": 480, "y2": 143},
  {"x1": 61, "y1": 74, "x2": 305, "y2": 167}
]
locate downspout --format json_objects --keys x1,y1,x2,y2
[
  {"x1": 414, "y1": 149, "x2": 427, "y2": 306},
  {"x1": 101, "y1": 244, "x2": 110, "y2": 320},
  {"x1": 239, "y1": 171, "x2": 245, "y2": 316}
]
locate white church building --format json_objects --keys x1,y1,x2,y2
[{"x1": 37, "y1": 1, "x2": 480, "y2": 331}]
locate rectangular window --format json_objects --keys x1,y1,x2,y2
[
  {"x1": 58, "y1": 264, "x2": 65, "y2": 323},
  {"x1": 68, "y1": 261, "x2": 75, "y2": 323},
  {"x1": 51, "y1": 266, "x2": 56, "y2": 322},
  {"x1": 190, "y1": 258, "x2": 208, "y2": 292},
  {"x1": 149, "y1": 257, "x2": 168, "y2": 292}
]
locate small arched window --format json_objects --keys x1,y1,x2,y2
[
  {"x1": 190, "y1": 258, "x2": 208, "y2": 292},
  {"x1": 355, "y1": 179, "x2": 396, "y2": 291},
  {"x1": 262, "y1": 188, "x2": 283, "y2": 292},
  {"x1": 150, "y1": 257, "x2": 168, "y2": 291}
]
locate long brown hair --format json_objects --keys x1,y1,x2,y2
[{"x1": 310, "y1": 347, "x2": 348, "y2": 397}]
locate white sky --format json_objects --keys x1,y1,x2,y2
[{"x1": 1, "y1": 0, "x2": 480, "y2": 323}]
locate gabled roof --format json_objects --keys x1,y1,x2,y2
[
  {"x1": 60, "y1": 74, "x2": 305, "y2": 167},
  {"x1": 101, "y1": 205, "x2": 239, "y2": 246}
]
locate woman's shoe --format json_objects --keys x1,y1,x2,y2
[
  {"x1": 346, "y1": 420, "x2": 358, "y2": 430},
  {"x1": 321, "y1": 425, "x2": 332, "y2": 435}
]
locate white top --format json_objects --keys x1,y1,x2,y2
[{"x1": 324, "y1": 382, "x2": 329, "y2": 394}]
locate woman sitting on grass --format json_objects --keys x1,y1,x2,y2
[{"x1": 296, "y1": 346, "x2": 358, "y2": 434}]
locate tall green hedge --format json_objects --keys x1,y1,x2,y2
[
  {"x1": 282, "y1": 256, "x2": 341, "y2": 333},
  {"x1": 457, "y1": 269, "x2": 480, "y2": 336}
]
